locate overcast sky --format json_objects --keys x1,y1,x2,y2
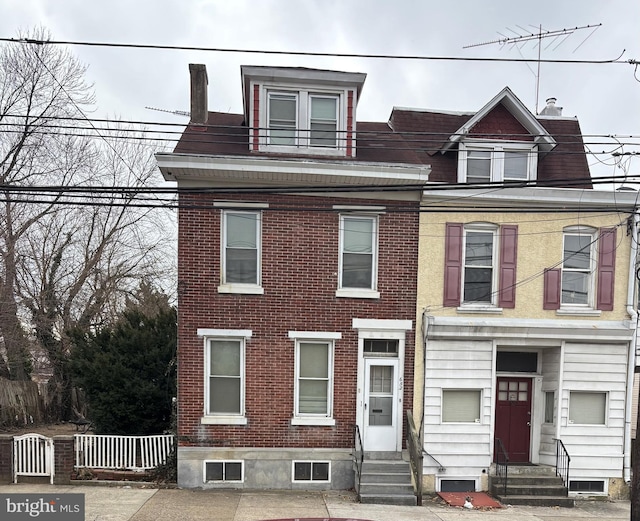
[{"x1": 2, "y1": 0, "x2": 639, "y2": 181}]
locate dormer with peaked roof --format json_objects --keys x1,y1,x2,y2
[{"x1": 241, "y1": 66, "x2": 366, "y2": 158}]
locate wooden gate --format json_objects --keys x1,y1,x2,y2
[{"x1": 13, "y1": 433, "x2": 55, "y2": 484}]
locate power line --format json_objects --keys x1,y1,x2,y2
[{"x1": 2, "y1": 37, "x2": 631, "y2": 65}]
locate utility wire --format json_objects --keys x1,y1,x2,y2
[{"x1": 3, "y1": 37, "x2": 632, "y2": 65}]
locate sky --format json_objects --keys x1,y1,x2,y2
[{"x1": 1, "y1": 0, "x2": 639, "y2": 182}]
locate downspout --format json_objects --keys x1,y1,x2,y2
[{"x1": 624, "y1": 212, "x2": 639, "y2": 483}]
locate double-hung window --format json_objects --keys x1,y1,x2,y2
[
  {"x1": 221, "y1": 210, "x2": 262, "y2": 291},
  {"x1": 338, "y1": 215, "x2": 378, "y2": 297},
  {"x1": 462, "y1": 225, "x2": 497, "y2": 304},
  {"x1": 561, "y1": 229, "x2": 595, "y2": 307},
  {"x1": 289, "y1": 331, "x2": 339, "y2": 426},
  {"x1": 265, "y1": 89, "x2": 342, "y2": 153},
  {"x1": 459, "y1": 143, "x2": 536, "y2": 184},
  {"x1": 199, "y1": 328, "x2": 251, "y2": 425}
]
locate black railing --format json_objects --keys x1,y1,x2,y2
[
  {"x1": 494, "y1": 437, "x2": 509, "y2": 496},
  {"x1": 353, "y1": 424, "x2": 364, "y2": 493},
  {"x1": 406, "y1": 410, "x2": 423, "y2": 506},
  {"x1": 554, "y1": 438, "x2": 571, "y2": 489}
]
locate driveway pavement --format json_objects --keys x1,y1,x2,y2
[{"x1": 0, "y1": 483, "x2": 631, "y2": 521}]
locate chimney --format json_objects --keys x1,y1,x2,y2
[
  {"x1": 189, "y1": 64, "x2": 208, "y2": 126},
  {"x1": 540, "y1": 97, "x2": 563, "y2": 117}
]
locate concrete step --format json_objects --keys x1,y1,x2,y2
[
  {"x1": 495, "y1": 494, "x2": 575, "y2": 508},
  {"x1": 359, "y1": 493, "x2": 417, "y2": 506},
  {"x1": 491, "y1": 475, "x2": 564, "y2": 486},
  {"x1": 506, "y1": 464, "x2": 556, "y2": 476},
  {"x1": 492, "y1": 483, "x2": 568, "y2": 496}
]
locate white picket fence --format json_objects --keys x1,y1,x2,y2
[
  {"x1": 13, "y1": 433, "x2": 55, "y2": 484},
  {"x1": 74, "y1": 434, "x2": 174, "y2": 471}
]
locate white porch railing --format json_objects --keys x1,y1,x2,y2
[
  {"x1": 14, "y1": 433, "x2": 54, "y2": 484},
  {"x1": 74, "y1": 434, "x2": 174, "y2": 471}
]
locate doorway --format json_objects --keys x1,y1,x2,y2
[
  {"x1": 494, "y1": 376, "x2": 532, "y2": 463},
  {"x1": 362, "y1": 358, "x2": 401, "y2": 451}
]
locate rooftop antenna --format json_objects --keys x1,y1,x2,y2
[
  {"x1": 145, "y1": 106, "x2": 190, "y2": 117},
  {"x1": 464, "y1": 23, "x2": 601, "y2": 114}
]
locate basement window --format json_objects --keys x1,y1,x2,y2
[
  {"x1": 292, "y1": 461, "x2": 330, "y2": 482},
  {"x1": 204, "y1": 460, "x2": 243, "y2": 483},
  {"x1": 569, "y1": 480, "x2": 605, "y2": 493}
]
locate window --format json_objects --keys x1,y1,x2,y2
[
  {"x1": 292, "y1": 461, "x2": 330, "y2": 482},
  {"x1": 206, "y1": 339, "x2": 244, "y2": 416},
  {"x1": 338, "y1": 215, "x2": 378, "y2": 294},
  {"x1": 364, "y1": 339, "x2": 398, "y2": 356},
  {"x1": 544, "y1": 227, "x2": 616, "y2": 312},
  {"x1": 569, "y1": 480, "x2": 605, "y2": 493},
  {"x1": 204, "y1": 461, "x2": 243, "y2": 482},
  {"x1": 569, "y1": 391, "x2": 606, "y2": 425},
  {"x1": 444, "y1": 223, "x2": 518, "y2": 309},
  {"x1": 268, "y1": 93, "x2": 297, "y2": 145},
  {"x1": 266, "y1": 90, "x2": 341, "y2": 151},
  {"x1": 289, "y1": 331, "x2": 339, "y2": 425},
  {"x1": 442, "y1": 390, "x2": 481, "y2": 423},
  {"x1": 221, "y1": 211, "x2": 261, "y2": 288},
  {"x1": 458, "y1": 144, "x2": 536, "y2": 183},
  {"x1": 544, "y1": 391, "x2": 555, "y2": 424},
  {"x1": 463, "y1": 226, "x2": 496, "y2": 303},
  {"x1": 561, "y1": 230, "x2": 595, "y2": 306}
]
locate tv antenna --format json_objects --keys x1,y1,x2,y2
[
  {"x1": 145, "y1": 106, "x2": 190, "y2": 118},
  {"x1": 464, "y1": 23, "x2": 601, "y2": 114}
]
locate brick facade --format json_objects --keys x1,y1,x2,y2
[
  {"x1": 0, "y1": 435, "x2": 12, "y2": 483},
  {"x1": 177, "y1": 192, "x2": 419, "y2": 449},
  {"x1": 52, "y1": 436, "x2": 74, "y2": 485}
]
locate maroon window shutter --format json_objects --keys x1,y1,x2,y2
[
  {"x1": 596, "y1": 227, "x2": 617, "y2": 311},
  {"x1": 443, "y1": 223, "x2": 463, "y2": 307},
  {"x1": 543, "y1": 268, "x2": 561, "y2": 310},
  {"x1": 498, "y1": 225, "x2": 518, "y2": 308}
]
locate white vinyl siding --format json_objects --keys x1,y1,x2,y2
[
  {"x1": 424, "y1": 339, "x2": 493, "y2": 473},
  {"x1": 559, "y1": 343, "x2": 627, "y2": 480}
]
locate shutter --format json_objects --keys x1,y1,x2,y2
[
  {"x1": 596, "y1": 227, "x2": 616, "y2": 311},
  {"x1": 498, "y1": 225, "x2": 518, "y2": 308},
  {"x1": 443, "y1": 223, "x2": 463, "y2": 307},
  {"x1": 543, "y1": 268, "x2": 561, "y2": 310}
]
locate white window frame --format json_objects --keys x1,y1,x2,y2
[
  {"x1": 219, "y1": 209, "x2": 263, "y2": 295},
  {"x1": 199, "y1": 328, "x2": 251, "y2": 425},
  {"x1": 260, "y1": 85, "x2": 346, "y2": 156},
  {"x1": 289, "y1": 331, "x2": 340, "y2": 426},
  {"x1": 457, "y1": 142, "x2": 538, "y2": 184},
  {"x1": 461, "y1": 223, "x2": 498, "y2": 307},
  {"x1": 442, "y1": 389, "x2": 482, "y2": 424},
  {"x1": 544, "y1": 391, "x2": 555, "y2": 425},
  {"x1": 568, "y1": 391, "x2": 607, "y2": 426},
  {"x1": 561, "y1": 226, "x2": 596, "y2": 309},
  {"x1": 203, "y1": 460, "x2": 244, "y2": 483},
  {"x1": 336, "y1": 214, "x2": 379, "y2": 299},
  {"x1": 292, "y1": 460, "x2": 331, "y2": 483}
]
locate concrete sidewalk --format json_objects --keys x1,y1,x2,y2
[{"x1": 0, "y1": 483, "x2": 631, "y2": 521}]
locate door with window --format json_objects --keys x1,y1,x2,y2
[
  {"x1": 494, "y1": 377, "x2": 532, "y2": 463},
  {"x1": 363, "y1": 358, "x2": 401, "y2": 451}
]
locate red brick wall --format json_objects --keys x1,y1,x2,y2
[
  {"x1": 0, "y1": 435, "x2": 12, "y2": 483},
  {"x1": 470, "y1": 103, "x2": 533, "y2": 141},
  {"x1": 53, "y1": 436, "x2": 74, "y2": 484},
  {"x1": 177, "y1": 192, "x2": 418, "y2": 449}
]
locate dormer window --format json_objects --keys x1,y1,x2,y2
[
  {"x1": 267, "y1": 91, "x2": 339, "y2": 149},
  {"x1": 458, "y1": 143, "x2": 537, "y2": 184},
  {"x1": 263, "y1": 88, "x2": 343, "y2": 154}
]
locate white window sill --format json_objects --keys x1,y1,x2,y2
[
  {"x1": 258, "y1": 144, "x2": 346, "y2": 157},
  {"x1": 456, "y1": 305, "x2": 503, "y2": 314},
  {"x1": 218, "y1": 284, "x2": 264, "y2": 295},
  {"x1": 291, "y1": 417, "x2": 336, "y2": 427},
  {"x1": 335, "y1": 288, "x2": 380, "y2": 299},
  {"x1": 201, "y1": 416, "x2": 248, "y2": 426},
  {"x1": 556, "y1": 308, "x2": 601, "y2": 317}
]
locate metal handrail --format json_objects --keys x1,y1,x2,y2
[
  {"x1": 553, "y1": 438, "x2": 571, "y2": 489},
  {"x1": 406, "y1": 410, "x2": 423, "y2": 506},
  {"x1": 353, "y1": 424, "x2": 364, "y2": 493},
  {"x1": 494, "y1": 438, "x2": 509, "y2": 496}
]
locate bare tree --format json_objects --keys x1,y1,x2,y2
[{"x1": 0, "y1": 28, "x2": 176, "y2": 418}]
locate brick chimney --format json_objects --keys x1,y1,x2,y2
[
  {"x1": 189, "y1": 64, "x2": 208, "y2": 126},
  {"x1": 540, "y1": 97, "x2": 563, "y2": 117}
]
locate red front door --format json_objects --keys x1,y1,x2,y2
[{"x1": 495, "y1": 377, "x2": 532, "y2": 463}]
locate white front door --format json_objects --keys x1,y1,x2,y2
[{"x1": 362, "y1": 358, "x2": 401, "y2": 451}]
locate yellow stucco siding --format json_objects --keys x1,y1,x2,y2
[{"x1": 416, "y1": 210, "x2": 632, "y2": 321}]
